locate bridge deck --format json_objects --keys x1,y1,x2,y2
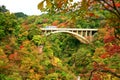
[{"x1": 41, "y1": 28, "x2": 98, "y2": 31}]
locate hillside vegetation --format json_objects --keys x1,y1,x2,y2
[{"x1": 0, "y1": 0, "x2": 120, "y2": 80}]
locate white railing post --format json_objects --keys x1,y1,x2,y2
[
  {"x1": 77, "y1": 76, "x2": 80, "y2": 80},
  {"x1": 89, "y1": 31, "x2": 92, "y2": 42},
  {"x1": 85, "y1": 30, "x2": 88, "y2": 37},
  {"x1": 80, "y1": 31, "x2": 83, "y2": 36}
]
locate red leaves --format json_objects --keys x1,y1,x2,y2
[
  {"x1": 89, "y1": 13, "x2": 95, "y2": 17},
  {"x1": 101, "y1": 27, "x2": 120, "y2": 58},
  {"x1": 103, "y1": 27, "x2": 115, "y2": 43},
  {"x1": 104, "y1": 35, "x2": 115, "y2": 43},
  {"x1": 93, "y1": 62, "x2": 99, "y2": 69},
  {"x1": 5, "y1": 45, "x2": 11, "y2": 49},
  {"x1": 104, "y1": 44, "x2": 120, "y2": 56},
  {"x1": 20, "y1": 45, "x2": 24, "y2": 49},
  {"x1": 99, "y1": 44, "x2": 120, "y2": 59},
  {"x1": 115, "y1": 3, "x2": 120, "y2": 7}
]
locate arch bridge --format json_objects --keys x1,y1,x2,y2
[{"x1": 41, "y1": 28, "x2": 98, "y2": 44}]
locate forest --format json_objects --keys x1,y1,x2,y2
[{"x1": 0, "y1": 0, "x2": 120, "y2": 80}]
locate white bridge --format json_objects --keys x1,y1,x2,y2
[{"x1": 41, "y1": 28, "x2": 98, "y2": 44}]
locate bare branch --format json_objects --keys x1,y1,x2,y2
[
  {"x1": 88, "y1": 69, "x2": 96, "y2": 80},
  {"x1": 111, "y1": 0, "x2": 120, "y2": 16},
  {"x1": 100, "y1": 70, "x2": 120, "y2": 78},
  {"x1": 102, "y1": 0, "x2": 114, "y2": 9},
  {"x1": 97, "y1": 0, "x2": 120, "y2": 19}
]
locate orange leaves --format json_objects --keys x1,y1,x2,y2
[
  {"x1": 0, "y1": 55, "x2": 7, "y2": 59},
  {"x1": 57, "y1": 1, "x2": 63, "y2": 8},
  {"x1": 92, "y1": 74, "x2": 101, "y2": 80},
  {"x1": 9, "y1": 51, "x2": 20, "y2": 60},
  {"x1": 64, "y1": 0, "x2": 68, "y2": 3},
  {"x1": 100, "y1": 53, "x2": 109, "y2": 59},
  {"x1": 42, "y1": 19, "x2": 49, "y2": 23},
  {"x1": 29, "y1": 69, "x2": 34, "y2": 73},
  {"x1": 37, "y1": 46, "x2": 43, "y2": 54},
  {"x1": 9, "y1": 53, "x2": 16, "y2": 60},
  {"x1": 56, "y1": 0, "x2": 68, "y2": 8},
  {"x1": 57, "y1": 23, "x2": 66, "y2": 28},
  {"x1": 29, "y1": 69, "x2": 41, "y2": 79},
  {"x1": 52, "y1": 20, "x2": 59, "y2": 26}
]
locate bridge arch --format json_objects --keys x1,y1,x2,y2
[
  {"x1": 41, "y1": 28, "x2": 98, "y2": 44},
  {"x1": 45, "y1": 31, "x2": 90, "y2": 44}
]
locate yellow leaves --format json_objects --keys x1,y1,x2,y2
[
  {"x1": 38, "y1": 0, "x2": 52, "y2": 11},
  {"x1": 22, "y1": 40, "x2": 30, "y2": 46},
  {"x1": 0, "y1": 47, "x2": 8, "y2": 66},
  {"x1": 71, "y1": 16, "x2": 76, "y2": 24},
  {"x1": 38, "y1": 1, "x2": 44, "y2": 10},
  {"x1": 29, "y1": 69, "x2": 34, "y2": 73},
  {"x1": 29, "y1": 73, "x2": 41, "y2": 80},
  {"x1": 94, "y1": 47, "x2": 106, "y2": 56},
  {"x1": 112, "y1": 77, "x2": 120, "y2": 80},
  {"x1": 22, "y1": 31, "x2": 28, "y2": 36},
  {"x1": 92, "y1": 47, "x2": 106, "y2": 62},
  {"x1": 46, "y1": 0, "x2": 52, "y2": 8},
  {"x1": 18, "y1": 31, "x2": 28, "y2": 37},
  {"x1": 51, "y1": 56, "x2": 62, "y2": 67},
  {"x1": 9, "y1": 36, "x2": 17, "y2": 44},
  {"x1": 38, "y1": 0, "x2": 73, "y2": 13},
  {"x1": 69, "y1": 0, "x2": 73, "y2": 2},
  {"x1": 29, "y1": 69, "x2": 41, "y2": 79},
  {"x1": 0, "y1": 47, "x2": 4, "y2": 55}
]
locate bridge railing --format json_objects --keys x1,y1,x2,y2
[{"x1": 40, "y1": 28, "x2": 98, "y2": 31}]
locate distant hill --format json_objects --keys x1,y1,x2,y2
[
  {"x1": 0, "y1": 5, "x2": 8, "y2": 12},
  {"x1": 14, "y1": 12, "x2": 28, "y2": 18}
]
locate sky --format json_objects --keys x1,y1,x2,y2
[
  {"x1": 0, "y1": 0, "x2": 80, "y2": 15},
  {"x1": 0, "y1": 0, "x2": 42, "y2": 15}
]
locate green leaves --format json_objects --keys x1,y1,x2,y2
[
  {"x1": 32, "y1": 35, "x2": 45, "y2": 46},
  {"x1": 0, "y1": 12, "x2": 18, "y2": 39}
]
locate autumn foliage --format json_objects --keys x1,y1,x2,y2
[{"x1": 0, "y1": 0, "x2": 120, "y2": 79}]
